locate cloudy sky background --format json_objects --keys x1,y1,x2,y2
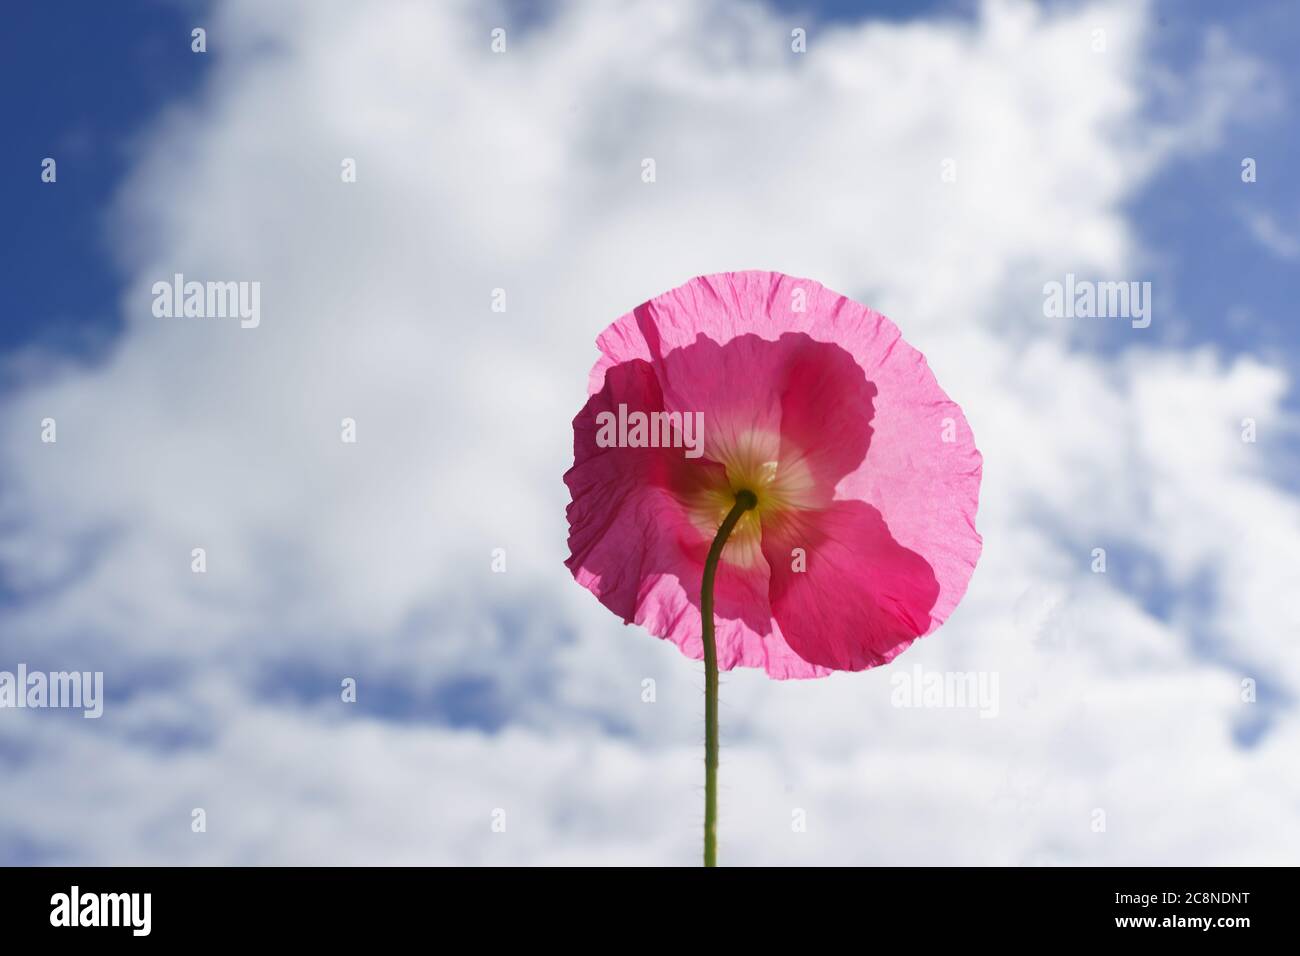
[{"x1": 2, "y1": 0, "x2": 1298, "y2": 864}]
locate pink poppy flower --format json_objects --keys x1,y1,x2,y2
[{"x1": 564, "y1": 271, "x2": 982, "y2": 679}]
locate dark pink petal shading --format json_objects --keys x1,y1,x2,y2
[{"x1": 761, "y1": 503, "x2": 940, "y2": 671}]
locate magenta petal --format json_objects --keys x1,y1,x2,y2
[{"x1": 761, "y1": 503, "x2": 940, "y2": 670}]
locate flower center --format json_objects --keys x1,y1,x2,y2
[{"x1": 685, "y1": 428, "x2": 816, "y2": 568}]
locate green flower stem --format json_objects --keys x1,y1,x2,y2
[{"x1": 700, "y1": 488, "x2": 758, "y2": 867}]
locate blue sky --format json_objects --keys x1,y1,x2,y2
[
  {"x1": 2, "y1": 0, "x2": 1298, "y2": 866},
  {"x1": 1, "y1": 2, "x2": 211, "y2": 358}
]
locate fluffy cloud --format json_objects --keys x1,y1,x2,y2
[{"x1": 1, "y1": 0, "x2": 1295, "y2": 864}]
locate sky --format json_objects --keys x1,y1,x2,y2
[{"x1": 0, "y1": 0, "x2": 1297, "y2": 865}]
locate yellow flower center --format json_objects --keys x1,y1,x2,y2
[{"x1": 686, "y1": 428, "x2": 817, "y2": 568}]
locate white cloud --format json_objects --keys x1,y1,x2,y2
[
  {"x1": 1239, "y1": 207, "x2": 1300, "y2": 260},
  {"x1": 1, "y1": 0, "x2": 1295, "y2": 864}
]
